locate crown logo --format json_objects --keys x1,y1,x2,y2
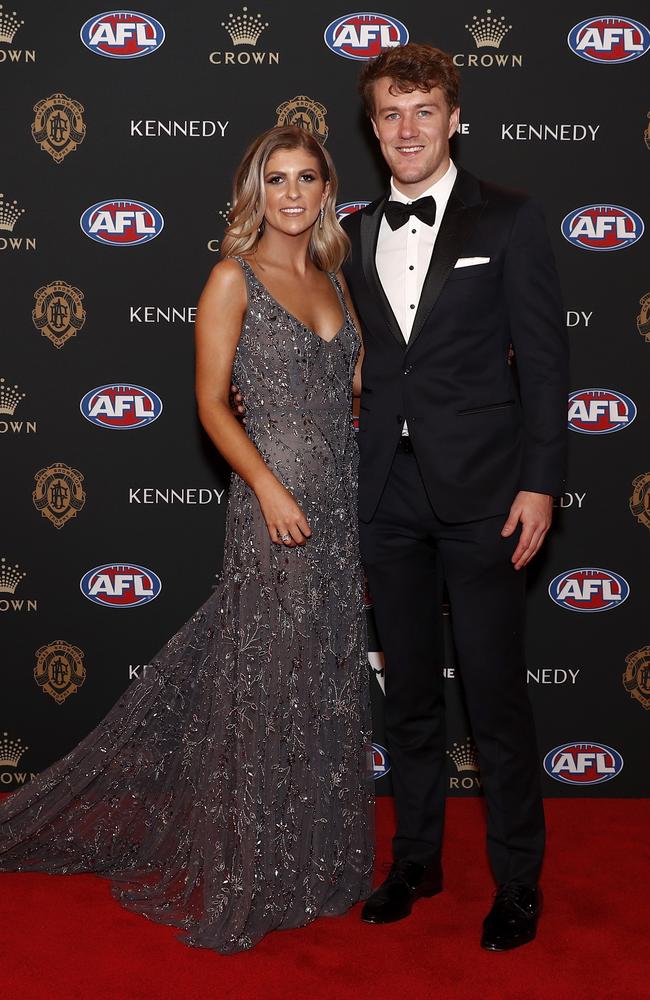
[
  {"x1": 221, "y1": 7, "x2": 268, "y2": 46},
  {"x1": 466, "y1": 9, "x2": 512, "y2": 48},
  {"x1": 0, "y1": 4, "x2": 24, "y2": 44},
  {"x1": 446, "y1": 737, "x2": 480, "y2": 772},
  {"x1": 0, "y1": 731, "x2": 28, "y2": 767},
  {"x1": 0, "y1": 557, "x2": 27, "y2": 593},
  {"x1": 218, "y1": 200, "x2": 233, "y2": 224},
  {"x1": 0, "y1": 193, "x2": 25, "y2": 232},
  {"x1": 0, "y1": 376, "x2": 25, "y2": 415}
]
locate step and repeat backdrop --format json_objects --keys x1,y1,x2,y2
[{"x1": 2, "y1": 3, "x2": 649, "y2": 798}]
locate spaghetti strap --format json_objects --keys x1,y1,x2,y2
[
  {"x1": 329, "y1": 270, "x2": 344, "y2": 298},
  {"x1": 230, "y1": 254, "x2": 255, "y2": 296}
]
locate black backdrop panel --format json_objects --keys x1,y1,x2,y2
[{"x1": 2, "y1": 3, "x2": 649, "y2": 798}]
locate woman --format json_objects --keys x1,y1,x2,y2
[{"x1": 0, "y1": 126, "x2": 373, "y2": 953}]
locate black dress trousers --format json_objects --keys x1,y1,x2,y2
[{"x1": 360, "y1": 444, "x2": 545, "y2": 888}]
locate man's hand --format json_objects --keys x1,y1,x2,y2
[
  {"x1": 230, "y1": 383, "x2": 245, "y2": 418},
  {"x1": 501, "y1": 491, "x2": 553, "y2": 570}
]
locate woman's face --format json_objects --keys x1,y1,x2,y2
[{"x1": 262, "y1": 147, "x2": 329, "y2": 238}]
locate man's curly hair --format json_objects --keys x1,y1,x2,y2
[{"x1": 359, "y1": 43, "x2": 460, "y2": 118}]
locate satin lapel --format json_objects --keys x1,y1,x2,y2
[
  {"x1": 407, "y1": 197, "x2": 485, "y2": 351},
  {"x1": 360, "y1": 198, "x2": 407, "y2": 349}
]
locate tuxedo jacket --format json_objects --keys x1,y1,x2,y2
[{"x1": 341, "y1": 167, "x2": 569, "y2": 523}]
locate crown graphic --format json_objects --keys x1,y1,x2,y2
[
  {"x1": 218, "y1": 200, "x2": 233, "y2": 224},
  {"x1": 221, "y1": 7, "x2": 268, "y2": 46},
  {"x1": 0, "y1": 4, "x2": 24, "y2": 44},
  {"x1": 0, "y1": 556, "x2": 27, "y2": 593},
  {"x1": 0, "y1": 376, "x2": 25, "y2": 415},
  {"x1": 0, "y1": 731, "x2": 28, "y2": 767},
  {"x1": 446, "y1": 737, "x2": 480, "y2": 772},
  {"x1": 466, "y1": 9, "x2": 512, "y2": 48},
  {"x1": 0, "y1": 193, "x2": 25, "y2": 232}
]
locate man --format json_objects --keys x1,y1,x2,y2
[{"x1": 340, "y1": 43, "x2": 569, "y2": 951}]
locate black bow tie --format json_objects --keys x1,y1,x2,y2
[{"x1": 384, "y1": 195, "x2": 436, "y2": 231}]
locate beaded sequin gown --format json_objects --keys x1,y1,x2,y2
[{"x1": 0, "y1": 257, "x2": 374, "y2": 953}]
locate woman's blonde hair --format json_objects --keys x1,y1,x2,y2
[{"x1": 221, "y1": 125, "x2": 349, "y2": 272}]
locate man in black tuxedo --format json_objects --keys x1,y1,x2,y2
[{"x1": 340, "y1": 43, "x2": 569, "y2": 950}]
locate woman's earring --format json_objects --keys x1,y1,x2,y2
[{"x1": 319, "y1": 206, "x2": 324, "y2": 229}]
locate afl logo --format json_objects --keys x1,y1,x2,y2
[
  {"x1": 568, "y1": 16, "x2": 649, "y2": 64},
  {"x1": 548, "y1": 568, "x2": 630, "y2": 613},
  {"x1": 336, "y1": 201, "x2": 370, "y2": 221},
  {"x1": 80, "y1": 384, "x2": 163, "y2": 429},
  {"x1": 80, "y1": 564, "x2": 162, "y2": 607},
  {"x1": 80, "y1": 200, "x2": 164, "y2": 246},
  {"x1": 80, "y1": 11, "x2": 165, "y2": 59},
  {"x1": 568, "y1": 388, "x2": 637, "y2": 434},
  {"x1": 324, "y1": 12, "x2": 409, "y2": 60},
  {"x1": 561, "y1": 204, "x2": 643, "y2": 251},
  {"x1": 543, "y1": 743, "x2": 623, "y2": 786},
  {"x1": 372, "y1": 743, "x2": 391, "y2": 779}
]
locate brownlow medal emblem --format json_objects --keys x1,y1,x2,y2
[
  {"x1": 32, "y1": 463, "x2": 86, "y2": 528},
  {"x1": 623, "y1": 646, "x2": 650, "y2": 711},
  {"x1": 31, "y1": 94, "x2": 86, "y2": 163},
  {"x1": 276, "y1": 96, "x2": 329, "y2": 143},
  {"x1": 32, "y1": 281, "x2": 86, "y2": 349},
  {"x1": 629, "y1": 473, "x2": 650, "y2": 531},
  {"x1": 34, "y1": 640, "x2": 86, "y2": 704},
  {"x1": 637, "y1": 293, "x2": 650, "y2": 342}
]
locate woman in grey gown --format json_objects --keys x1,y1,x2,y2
[{"x1": 0, "y1": 125, "x2": 374, "y2": 954}]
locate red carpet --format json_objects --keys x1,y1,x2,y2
[{"x1": 1, "y1": 797, "x2": 648, "y2": 1000}]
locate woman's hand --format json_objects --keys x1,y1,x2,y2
[{"x1": 256, "y1": 479, "x2": 312, "y2": 546}]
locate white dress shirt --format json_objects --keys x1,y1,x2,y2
[
  {"x1": 376, "y1": 159, "x2": 457, "y2": 343},
  {"x1": 375, "y1": 159, "x2": 457, "y2": 435}
]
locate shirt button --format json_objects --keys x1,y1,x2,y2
[
  {"x1": 409, "y1": 304, "x2": 415, "y2": 310},
  {"x1": 409, "y1": 265, "x2": 414, "y2": 271},
  {"x1": 411, "y1": 228, "x2": 416, "y2": 234}
]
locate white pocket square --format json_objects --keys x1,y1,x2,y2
[{"x1": 454, "y1": 256, "x2": 491, "y2": 268}]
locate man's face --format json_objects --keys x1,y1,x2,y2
[{"x1": 370, "y1": 78, "x2": 460, "y2": 196}]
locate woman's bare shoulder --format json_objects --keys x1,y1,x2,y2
[
  {"x1": 200, "y1": 257, "x2": 247, "y2": 308},
  {"x1": 208, "y1": 256, "x2": 246, "y2": 285}
]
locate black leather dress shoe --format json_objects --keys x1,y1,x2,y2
[
  {"x1": 481, "y1": 884, "x2": 542, "y2": 951},
  {"x1": 361, "y1": 860, "x2": 442, "y2": 924}
]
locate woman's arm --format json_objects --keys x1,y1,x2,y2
[{"x1": 195, "y1": 260, "x2": 311, "y2": 546}]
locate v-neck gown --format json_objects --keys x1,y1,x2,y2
[{"x1": 0, "y1": 256, "x2": 374, "y2": 954}]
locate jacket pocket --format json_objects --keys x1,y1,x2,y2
[
  {"x1": 457, "y1": 400, "x2": 515, "y2": 415},
  {"x1": 446, "y1": 262, "x2": 500, "y2": 281}
]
